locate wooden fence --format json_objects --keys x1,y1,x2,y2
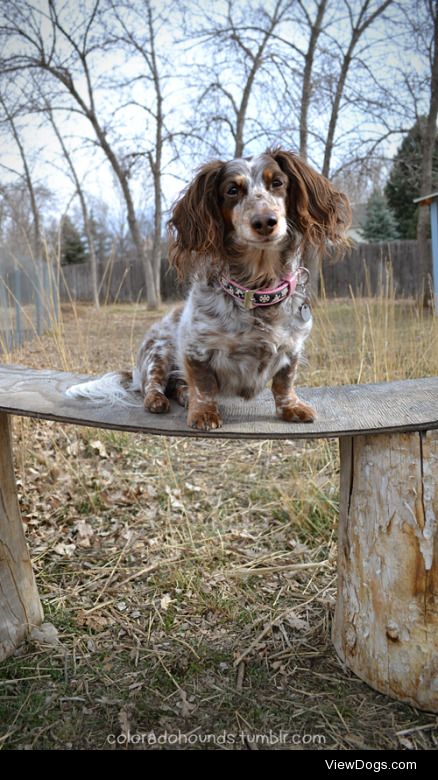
[
  {"x1": 59, "y1": 241, "x2": 430, "y2": 304},
  {"x1": 59, "y1": 256, "x2": 181, "y2": 303},
  {"x1": 0, "y1": 241, "x2": 431, "y2": 353},
  {"x1": 322, "y1": 240, "x2": 429, "y2": 299}
]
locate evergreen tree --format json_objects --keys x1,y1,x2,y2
[
  {"x1": 60, "y1": 215, "x2": 87, "y2": 265},
  {"x1": 385, "y1": 118, "x2": 438, "y2": 239},
  {"x1": 360, "y1": 191, "x2": 399, "y2": 243}
]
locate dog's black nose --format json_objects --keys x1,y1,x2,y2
[{"x1": 251, "y1": 213, "x2": 278, "y2": 236}]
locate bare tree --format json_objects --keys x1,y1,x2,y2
[
  {"x1": 188, "y1": 0, "x2": 398, "y2": 293},
  {"x1": 320, "y1": 0, "x2": 394, "y2": 178},
  {"x1": 0, "y1": 181, "x2": 52, "y2": 269},
  {"x1": 278, "y1": 0, "x2": 395, "y2": 291},
  {"x1": 268, "y1": 0, "x2": 331, "y2": 293},
  {"x1": 206, "y1": 0, "x2": 395, "y2": 176},
  {"x1": 0, "y1": 92, "x2": 42, "y2": 262},
  {"x1": 106, "y1": 0, "x2": 174, "y2": 304},
  {"x1": 0, "y1": 0, "x2": 433, "y2": 309},
  {"x1": 44, "y1": 105, "x2": 100, "y2": 308},
  {"x1": 0, "y1": 0, "x2": 161, "y2": 308},
  {"x1": 189, "y1": 0, "x2": 295, "y2": 158}
]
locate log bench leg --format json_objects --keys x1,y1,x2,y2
[
  {"x1": 333, "y1": 431, "x2": 438, "y2": 712},
  {"x1": 0, "y1": 413, "x2": 43, "y2": 660}
]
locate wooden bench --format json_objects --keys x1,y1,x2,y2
[{"x1": 1, "y1": 364, "x2": 438, "y2": 712}]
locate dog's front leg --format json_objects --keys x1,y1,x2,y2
[
  {"x1": 272, "y1": 360, "x2": 315, "y2": 423},
  {"x1": 184, "y1": 357, "x2": 222, "y2": 431}
]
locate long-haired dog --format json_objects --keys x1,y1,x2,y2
[{"x1": 67, "y1": 148, "x2": 350, "y2": 430}]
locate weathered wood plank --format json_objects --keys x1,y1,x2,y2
[
  {"x1": 0, "y1": 364, "x2": 437, "y2": 440},
  {"x1": 0, "y1": 413, "x2": 43, "y2": 660},
  {"x1": 334, "y1": 431, "x2": 438, "y2": 712}
]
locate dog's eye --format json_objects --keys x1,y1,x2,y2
[
  {"x1": 226, "y1": 184, "x2": 239, "y2": 196},
  {"x1": 271, "y1": 179, "x2": 284, "y2": 189}
]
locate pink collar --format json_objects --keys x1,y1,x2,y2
[{"x1": 220, "y1": 269, "x2": 303, "y2": 310}]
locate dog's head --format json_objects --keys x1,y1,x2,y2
[{"x1": 168, "y1": 148, "x2": 351, "y2": 279}]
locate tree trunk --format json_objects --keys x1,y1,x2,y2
[
  {"x1": 234, "y1": 58, "x2": 263, "y2": 159},
  {"x1": 301, "y1": 245, "x2": 321, "y2": 299},
  {"x1": 88, "y1": 116, "x2": 159, "y2": 310},
  {"x1": 322, "y1": 50, "x2": 352, "y2": 179},
  {"x1": 148, "y1": 0, "x2": 164, "y2": 309},
  {"x1": 0, "y1": 413, "x2": 43, "y2": 660},
  {"x1": 299, "y1": 0, "x2": 328, "y2": 161},
  {"x1": 84, "y1": 213, "x2": 100, "y2": 310},
  {"x1": 150, "y1": 157, "x2": 162, "y2": 303},
  {"x1": 47, "y1": 109, "x2": 100, "y2": 308},
  {"x1": 334, "y1": 431, "x2": 438, "y2": 712},
  {"x1": 417, "y1": 7, "x2": 438, "y2": 307}
]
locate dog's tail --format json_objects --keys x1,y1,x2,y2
[{"x1": 65, "y1": 369, "x2": 142, "y2": 407}]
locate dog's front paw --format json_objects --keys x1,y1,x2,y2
[
  {"x1": 144, "y1": 391, "x2": 170, "y2": 414},
  {"x1": 188, "y1": 406, "x2": 223, "y2": 431},
  {"x1": 279, "y1": 400, "x2": 316, "y2": 423}
]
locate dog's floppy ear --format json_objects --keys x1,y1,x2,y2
[
  {"x1": 270, "y1": 148, "x2": 351, "y2": 252},
  {"x1": 168, "y1": 160, "x2": 225, "y2": 279}
]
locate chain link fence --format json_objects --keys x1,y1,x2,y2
[{"x1": 0, "y1": 261, "x2": 59, "y2": 353}]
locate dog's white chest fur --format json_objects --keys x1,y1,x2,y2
[{"x1": 177, "y1": 282, "x2": 312, "y2": 400}]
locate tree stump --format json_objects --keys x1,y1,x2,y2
[
  {"x1": 0, "y1": 413, "x2": 43, "y2": 661},
  {"x1": 333, "y1": 431, "x2": 438, "y2": 712}
]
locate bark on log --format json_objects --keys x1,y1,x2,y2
[
  {"x1": 334, "y1": 431, "x2": 438, "y2": 712},
  {"x1": 0, "y1": 413, "x2": 43, "y2": 660}
]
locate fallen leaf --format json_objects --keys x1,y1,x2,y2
[
  {"x1": 90, "y1": 439, "x2": 108, "y2": 458},
  {"x1": 160, "y1": 594, "x2": 172, "y2": 611},
  {"x1": 54, "y1": 542, "x2": 76, "y2": 557}
]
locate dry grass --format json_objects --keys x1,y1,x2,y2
[{"x1": 1, "y1": 294, "x2": 438, "y2": 751}]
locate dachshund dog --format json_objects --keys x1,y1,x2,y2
[{"x1": 67, "y1": 148, "x2": 350, "y2": 430}]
